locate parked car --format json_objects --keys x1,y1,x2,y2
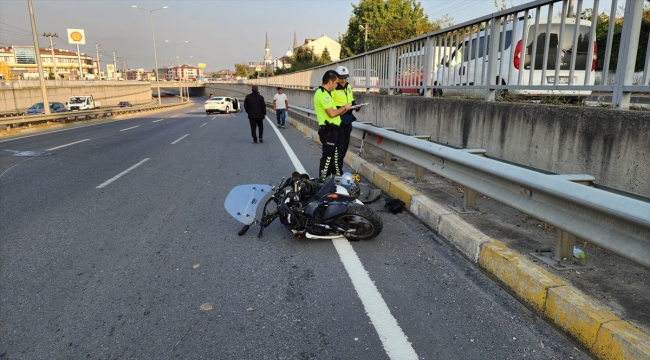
[
  {"x1": 204, "y1": 96, "x2": 241, "y2": 114},
  {"x1": 433, "y1": 16, "x2": 597, "y2": 99},
  {"x1": 25, "y1": 102, "x2": 68, "y2": 115},
  {"x1": 118, "y1": 101, "x2": 133, "y2": 108}
]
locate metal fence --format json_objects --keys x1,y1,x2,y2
[
  {"x1": 0, "y1": 79, "x2": 151, "y2": 89},
  {"x1": 247, "y1": 0, "x2": 649, "y2": 109}
]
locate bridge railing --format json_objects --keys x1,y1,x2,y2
[
  {"x1": 0, "y1": 79, "x2": 153, "y2": 89},
  {"x1": 248, "y1": 0, "x2": 649, "y2": 109},
  {"x1": 283, "y1": 102, "x2": 650, "y2": 269}
]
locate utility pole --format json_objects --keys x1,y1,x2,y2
[
  {"x1": 567, "y1": 0, "x2": 575, "y2": 18},
  {"x1": 113, "y1": 51, "x2": 117, "y2": 79},
  {"x1": 95, "y1": 43, "x2": 101, "y2": 80},
  {"x1": 42, "y1": 33, "x2": 58, "y2": 80},
  {"x1": 28, "y1": 0, "x2": 50, "y2": 114}
]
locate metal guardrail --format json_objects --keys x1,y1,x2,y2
[
  {"x1": 0, "y1": 80, "x2": 152, "y2": 89},
  {"x1": 0, "y1": 102, "x2": 192, "y2": 127},
  {"x1": 249, "y1": 0, "x2": 649, "y2": 109},
  {"x1": 285, "y1": 103, "x2": 650, "y2": 269}
]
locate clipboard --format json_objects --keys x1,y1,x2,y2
[{"x1": 350, "y1": 103, "x2": 369, "y2": 110}]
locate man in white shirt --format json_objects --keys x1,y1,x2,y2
[{"x1": 272, "y1": 87, "x2": 289, "y2": 128}]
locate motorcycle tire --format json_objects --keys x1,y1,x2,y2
[{"x1": 337, "y1": 203, "x2": 383, "y2": 240}]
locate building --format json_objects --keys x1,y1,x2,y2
[
  {"x1": 166, "y1": 64, "x2": 202, "y2": 81},
  {"x1": 298, "y1": 35, "x2": 341, "y2": 61},
  {"x1": 264, "y1": 32, "x2": 273, "y2": 68},
  {"x1": 0, "y1": 45, "x2": 97, "y2": 79}
]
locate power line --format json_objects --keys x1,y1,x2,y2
[{"x1": 0, "y1": 21, "x2": 31, "y2": 34}]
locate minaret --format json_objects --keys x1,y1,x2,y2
[
  {"x1": 293, "y1": 31, "x2": 298, "y2": 50},
  {"x1": 264, "y1": 32, "x2": 272, "y2": 67}
]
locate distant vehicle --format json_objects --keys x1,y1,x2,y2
[
  {"x1": 395, "y1": 46, "x2": 452, "y2": 96},
  {"x1": 118, "y1": 101, "x2": 132, "y2": 108},
  {"x1": 204, "y1": 96, "x2": 241, "y2": 114},
  {"x1": 350, "y1": 69, "x2": 380, "y2": 88},
  {"x1": 433, "y1": 16, "x2": 597, "y2": 99},
  {"x1": 25, "y1": 102, "x2": 68, "y2": 115},
  {"x1": 67, "y1": 95, "x2": 100, "y2": 111}
]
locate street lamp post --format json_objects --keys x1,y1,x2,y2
[
  {"x1": 165, "y1": 40, "x2": 188, "y2": 81},
  {"x1": 132, "y1": 4, "x2": 167, "y2": 105}
]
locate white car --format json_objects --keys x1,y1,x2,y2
[{"x1": 204, "y1": 96, "x2": 241, "y2": 114}]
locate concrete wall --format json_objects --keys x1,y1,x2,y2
[
  {"x1": 206, "y1": 83, "x2": 650, "y2": 197},
  {"x1": 0, "y1": 83, "x2": 153, "y2": 112}
]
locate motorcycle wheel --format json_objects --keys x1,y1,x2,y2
[{"x1": 337, "y1": 203, "x2": 383, "y2": 240}]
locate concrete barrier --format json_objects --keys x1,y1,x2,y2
[{"x1": 205, "y1": 84, "x2": 649, "y2": 197}]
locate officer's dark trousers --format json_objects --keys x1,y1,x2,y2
[
  {"x1": 318, "y1": 125, "x2": 341, "y2": 179},
  {"x1": 339, "y1": 122, "x2": 353, "y2": 161},
  {"x1": 248, "y1": 117, "x2": 264, "y2": 141}
]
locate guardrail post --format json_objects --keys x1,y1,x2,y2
[
  {"x1": 415, "y1": 165, "x2": 425, "y2": 182},
  {"x1": 365, "y1": 54, "x2": 371, "y2": 94},
  {"x1": 612, "y1": 0, "x2": 644, "y2": 109},
  {"x1": 531, "y1": 174, "x2": 595, "y2": 270}
]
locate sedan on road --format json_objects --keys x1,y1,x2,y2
[
  {"x1": 25, "y1": 102, "x2": 68, "y2": 115},
  {"x1": 118, "y1": 101, "x2": 133, "y2": 108},
  {"x1": 204, "y1": 96, "x2": 241, "y2": 114}
]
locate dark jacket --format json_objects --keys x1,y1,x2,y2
[{"x1": 244, "y1": 91, "x2": 266, "y2": 119}]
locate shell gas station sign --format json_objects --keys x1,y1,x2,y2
[
  {"x1": 197, "y1": 63, "x2": 206, "y2": 69},
  {"x1": 67, "y1": 29, "x2": 86, "y2": 44}
]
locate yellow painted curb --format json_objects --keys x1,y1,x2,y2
[
  {"x1": 372, "y1": 170, "x2": 401, "y2": 194},
  {"x1": 593, "y1": 320, "x2": 650, "y2": 360},
  {"x1": 479, "y1": 242, "x2": 565, "y2": 313},
  {"x1": 388, "y1": 181, "x2": 421, "y2": 209},
  {"x1": 544, "y1": 286, "x2": 620, "y2": 349}
]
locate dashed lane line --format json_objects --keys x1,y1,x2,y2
[
  {"x1": 96, "y1": 158, "x2": 150, "y2": 189},
  {"x1": 171, "y1": 134, "x2": 189, "y2": 144},
  {"x1": 120, "y1": 126, "x2": 140, "y2": 132},
  {"x1": 46, "y1": 139, "x2": 90, "y2": 151}
]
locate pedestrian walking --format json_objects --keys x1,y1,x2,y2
[
  {"x1": 243, "y1": 85, "x2": 266, "y2": 144},
  {"x1": 273, "y1": 87, "x2": 289, "y2": 128},
  {"x1": 314, "y1": 70, "x2": 351, "y2": 180},
  {"x1": 332, "y1": 65, "x2": 359, "y2": 162}
]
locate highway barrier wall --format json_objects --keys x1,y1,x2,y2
[
  {"x1": 205, "y1": 84, "x2": 649, "y2": 197},
  {"x1": 0, "y1": 83, "x2": 153, "y2": 113}
]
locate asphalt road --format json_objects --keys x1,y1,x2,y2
[{"x1": 0, "y1": 98, "x2": 591, "y2": 359}]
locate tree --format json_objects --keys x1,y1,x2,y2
[
  {"x1": 339, "y1": 0, "x2": 438, "y2": 57},
  {"x1": 234, "y1": 63, "x2": 249, "y2": 78},
  {"x1": 321, "y1": 46, "x2": 332, "y2": 63}
]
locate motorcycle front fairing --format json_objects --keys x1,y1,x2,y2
[{"x1": 224, "y1": 184, "x2": 273, "y2": 225}]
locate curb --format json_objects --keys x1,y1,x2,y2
[{"x1": 288, "y1": 117, "x2": 650, "y2": 360}]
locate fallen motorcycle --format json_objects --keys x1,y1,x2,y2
[{"x1": 224, "y1": 172, "x2": 383, "y2": 240}]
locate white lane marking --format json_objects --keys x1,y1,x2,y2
[
  {"x1": 171, "y1": 115, "x2": 178, "y2": 118},
  {"x1": 229, "y1": 114, "x2": 235, "y2": 118},
  {"x1": 96, "y1": 158, "x2": 149, "y2": 189},
  {"x1": 211, "y1": 117, "x2": 216, "y2": 120},
  {"x1": 200, "y1": 123, "x2": 207, "y2": 128},
  {"x1": 120, "y1": 125, "x2": 140, "y2": 132},
  {"x1": 265, "y1": 116, "x2": 306, "y2": 174},
  {"x1": 269, "y1": 115, "x2": 417, "y2": 359},
  {"x1": 333, "y1": 239, "x2": 418, "y2": 360},
  {"x1": 153, "y1": 119, "x2": 164, "y2": 123},
  {"x1": 171, "y1": 134, "x2": 189, "y2": 144},
  {"x1": 46, "y1": 139, "x2": 90, "y2": 151}
]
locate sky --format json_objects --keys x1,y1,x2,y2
[{"x1": 0, "y1": 0, "x2": 620, "y2": 72}]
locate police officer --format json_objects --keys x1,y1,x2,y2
[
  {"x1": 332, "y1": 65, "x2": 359, "y2": 163},
  {"x1": 314, "y1": 70, "x2": 352, "y2": 180}
]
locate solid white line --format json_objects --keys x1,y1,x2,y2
[
  {"x1": 265, "y1": 116, "x2": 306, "y2": 174},
  {"x1": 332, "y1": 239, "x2": 418, "y2": 360},
  {"x1": 269, "y1": 116, "x2": 417, "y2": 359},
  {"x1": 46, "y1": 139, "x2": 90, "y2": 151},
  {"x1": 200, "y1": 123, "x2": 207, "y2": 127},
  {"x1": 153, "y1": 119, "x2": 164, "y2": 123},
  {"x1": 120, "y1": 125, "x2": 140, "y2": 132},
  {"x1": 171, "y1": 134, "x2": 189, "y2": 144},
  {"x1": 96, "y1": 158, "x2": 149, "y2": 189}
]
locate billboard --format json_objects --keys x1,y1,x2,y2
[
  {"x1": 67, "y1": 29, "x2": 86, "y2": 44},
  {"x1": 106, "y1": 64, "x2": 115, "y2": 79},
  {"x1": 197, "y1": 63, "x2": 206, "y2": 69}
]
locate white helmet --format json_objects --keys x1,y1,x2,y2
[{"x1": 335, "y1": 66, "x2": 349, "y2": 78}]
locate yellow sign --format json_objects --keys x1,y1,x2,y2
[
  {"x1": 67, "y1": 28, "x2": 86, "y2": 44},
  {"x1": 107, "y1": 65, "x2": 114, "y2": 71},
  {"x1": 197, "y1": 63, "x2": 206, "y2": 69}
]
